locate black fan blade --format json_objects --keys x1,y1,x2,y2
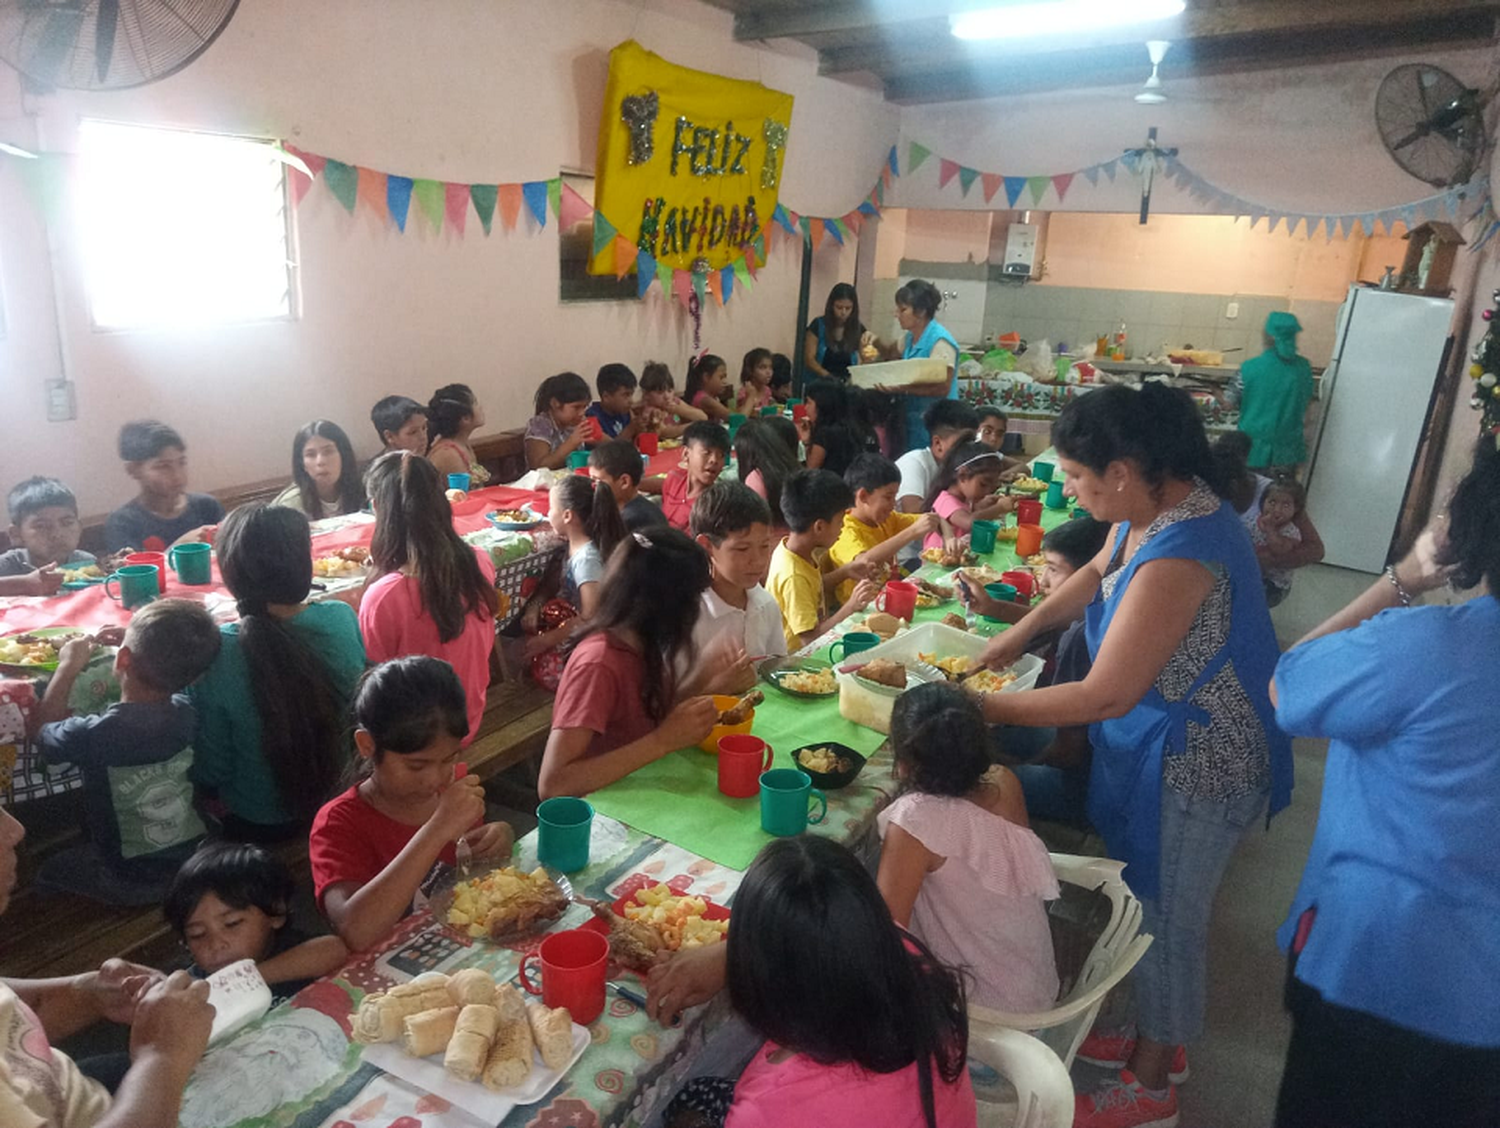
[
  {"x1": 1388, "y1": 127, "x2": 1429, "y2": 152},
  {"x1": 26, "y1": 6, "x2": 86, "y2": 85},
  {"x1": 95, "y1": 0, "x2": 119, "y2": 85}
]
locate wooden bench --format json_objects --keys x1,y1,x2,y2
[{"x1": 0, "y1": 678, "x2": 554, "y2": 979}]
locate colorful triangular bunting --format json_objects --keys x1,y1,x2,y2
[
  {"x1": 1003, "y1": 176, "x2": 1027, "y2": 207},
  {"x1": 558, "y1": 182, "x2": 592, "y2": 230},
  {"x1": 444, "y1": 182, "x2": 468, "y2": 235},
  {"x1": 887, "y1": 145, "x2": 899, "y2": 176},
  {"x1": 613, "y1": 234, "x2": 635, "y2": 280},
  {"x1": 592, "y1": 212, "x2": 617, "y2": 258},
  {"x1": 908, "y1": 142, "x2": 931, "y2": 172},
  {"x1": 547, "y1": 177, "x2": 561, "y2": 220},
  {"x1": 1026, "y1": 176, "x2": 1049, "y2": 205},
  {"x1": 496, "y1": 183, "x2": 523, "y2": 231},
  {"x1": 470, "y1": 184, "x2": 497, "y2": 235},
  {"x1": 958, "y1": 166, "x2": 980, "y2": 196},
  {"x1": 1052, "y1": 173, "x2": 1075, "y2": 203},
  {"x1": 412, "y1": 179, "x2": 444, "y2": 231},
  {"x1": 980, "y1": 172, "x2": 1004, "y2": 204},
  {"x1": 322, "y1": 159, "x2": 358, "y2": 214},
  {"x1": 521, "y1": 181, "x2": 548, "y2": 227},
  {"x1": 387, "y1": 175, "x2": 414, "y2": 232},
  {"x1": 720, "y1": 264, "x2": 734, "y2": 304},
  {"x1": 938, "y1": 158, "x2": 961, "y2": 189},
  {"x1": 637, "y1": 250, "x2": 657, "y2": 298}
]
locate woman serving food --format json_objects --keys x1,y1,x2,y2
[{"x1": 866, "y1": 279, "x2": 961, "y2": 452}]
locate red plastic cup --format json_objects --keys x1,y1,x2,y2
[
  {"x1": 791, "y1": 403, "x2": 808, "y2": 421},
  {"x1": 1001, "y1": 570, "x2": 1035, "y2": 599},
  {"x1": 520, "y1": 928, "x2": 607, "y2": 1024},
  {"x1": 1014, "y1": 499, "x2": 1042, "y2": 525},
  {"x1": 636, "y1": 432, "x2": 659, "y2": 456},
  {"x1": 717, "y1": 734, "x2": 774, "y2": 798},
  {"x1": 125, "y1": 551, "x2": 167, "y2": 593},
  {"x1": 876, "y1": 579, "x2": 918, "y2": 620},
  {"x1": 1015, "y1": 523, "x2": 1045, "y2": 558}
]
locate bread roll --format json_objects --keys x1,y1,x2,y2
[
  {"x1": 352, "y1": 975, "x2": 455, "y2": 1043},
  {"x1": 865, "y1": 611, "x2": 900, "y2": 638},
  {"x1": 402, "y1": 1005, "x2": 461, "y2": 1057},
  {"x1": 493, "y1": 982, "x2": 528, "y2": 1024},
  {"x1": 443, "y1": 1003, "x2": 500, "y2": 1081},
  {"x1": 481, "y1": 1015, "x2": 534, "y2": 1090},
  {"x1": 447, "y1": 968, "x2": 497, "y2": 1008},
  {"x1": 526, "y1": 1002, "x2": 574, "y2": 1071}
]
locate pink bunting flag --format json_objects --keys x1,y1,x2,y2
[
  {"x1": 559, "y1": 182, "x2": 593, "y2": 230},
  {"x1": 980, "y1": 173, "x2": 1004, "y2": 204},
  {"x1": 938, "y1": 158, "x2": 961, "y2": 189},
  {"x1": 672, "y1": 269, "x2": 694, "y2": 308},
  {"x1": 283, "y1": 145, "x2": 326, "y2": 205},
  {"x1": 496, "y1": 183, "x2": 523, "y2": 232},
  {"x1": 843, "y1": 210, "x2": 863, "y2": 235},
  {"x1": 444, "y1": 182, "x2": 468, "y2": 235},
  {"x1": 612, "y1": 235, "x2": 636, "y2": 280},
  {"x1": 1052, "y1": 173, "x2": 1075, "y2": 203}
]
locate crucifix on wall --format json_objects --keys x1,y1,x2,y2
[{"x1": 1123, "y1": 126, "x2": 1178, "y2": 224}]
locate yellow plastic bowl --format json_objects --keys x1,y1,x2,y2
[{"x1": 699, "y1": 694, "x2": 755, "y2": 753}]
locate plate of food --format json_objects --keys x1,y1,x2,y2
[
  {"x1": 912, "y1": 577, "x2": 953, "y2": 609},
  {"x1": 1008, "y1": 476, "x2": 1048, "y2": 497},
  {"x1": 582, "y1": 883, "x2": 729, "y2": 973},
  {"x1": 430, "y1": 864, "x2": 572, "y2": 944},
  {"x1": 59, "y1": 564, "x2": 108, "y2": 589},
  {"x1": 765, "y1": 663, "x2": 838, "y2": 698},
  {"x1": 657, "y1": 437, "x2": 683, "y2": 449},
  {"x1": 921, "y1": 545, "x2": 978, "y2": 568},
  {"x1": 358, "y1": 972, "x2": 588, "y2": 1123},
  {"x1": 312, "y1": 545, "x2": 371, "y2": 578},
  {"x1": 0, "y1": 627, "x2": 90, "y2": 672},
  {"x1": 487, "y1": 506, "x2": 544, "y2": 531},
  {"x1": 792, "y1": 742, "x2": 867, "y2": 789},
  {"x1": 917, "y1": 651, "x2": 1023, "y2": 693}
]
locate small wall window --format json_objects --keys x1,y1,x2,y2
[
  {"x1": 559, "y1": 172, "x2": 638, "y2": 303},
  {"x1": 78, "y1": 120, "x2": 295, "y2": 330}
]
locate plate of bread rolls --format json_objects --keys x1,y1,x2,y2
[{"x1": 357, "y1": 969, "x2": 588, "y2": 1122}]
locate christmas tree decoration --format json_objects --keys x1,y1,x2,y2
[{"x1": 1467, "y1": 292, "x2": 1500, "y2": 434}]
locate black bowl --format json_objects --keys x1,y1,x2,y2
[{"x1": 790, "y1": 742, "x2": 867, "y2": 790}]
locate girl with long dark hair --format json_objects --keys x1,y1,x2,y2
[
  {"x1": 539, "y1": 528, "x2": 718, "y2": 798},
  {"x1": 359, "y1": 452, "x2": 499, "y2": 744},
  {"x1": 189, "y1": 505, "x2": 366, "y2": 839},
  {"x1": 684, "y1": 354, "x2": 732, "y2": 422},
  {"x1": 805, "y1": 282, "x2": 866, "y2": 381},
  {"x1": 734, "y1": 416, "x2": 799, "y2": 527},
  {"x1": 426, "y1": 383, "x2": 490, "y2": 485},
  {"x1": 271, "y1": 420, "x2": 367, "y2": 520}
]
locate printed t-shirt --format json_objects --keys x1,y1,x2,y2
[
  {"x1": 767, "y1": 540, "x2": 832, "y2": 651},
  {"x1": 828, "y1": 511, "x2": 920, "y2": 604},
  {"x1": 104, "y1": 493, "x2": 225, "y2": 553},
  {"x1": 35, "y1": 697, "x2": 205, "y2": 868},
  {"x1": 359, "y1": 550, "x2": 497, "y2": 745},
  {"x1": 585, "y1": 403, "x2": 632, "y2": 438},
  {"x1": 309, "y1": 785, "x2": 466, "y2": 911},
  {"x1": 0, "y1": 984, "x2": 110, "y2": 1128},
  {"x1": 550, "y1": 631, "x2": 655, "y2": 759},
  {"x1": 190, "y1": 600, "x2": 367, "y2": 828},
  {"x1": 726, "y1": 1041, "x2": 976, "y2": 1128},
  {"x1": 0, "y1": 548, "x2": 95, "y2": 576}
]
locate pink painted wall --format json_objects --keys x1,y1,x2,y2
[{"x1": 0, "y1": 0, "x2": 895, "y2": 515}]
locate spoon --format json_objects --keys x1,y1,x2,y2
[{"x1": 453, "y1": 762, "x2": 473, "y2": 879}]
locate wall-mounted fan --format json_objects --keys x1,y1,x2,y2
[
  {"x1": 0, "y1": 0, "x2": 240, "y2": 91},
  {"x1": 1376, "y1": 63, "x2": 1494, "y2": 188}
]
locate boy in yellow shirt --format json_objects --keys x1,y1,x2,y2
[
  {"x1": 767, "y1": 470, "x2": 879, "y2": 651},
  {"x1": 828, "y1": 454, "x2": 947, "y2": 605}
]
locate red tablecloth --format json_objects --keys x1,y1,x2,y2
[{"x1": 0, "y1": 484, "x2": 552, "y2": 637}]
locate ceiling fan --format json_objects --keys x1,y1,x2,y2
[
  {"x1": 1375, "y1": 63, "x2": 1498, "y2": 188},
  {"x1": 1134, "y1": 40, "x2": 1170, "y2": 105}
]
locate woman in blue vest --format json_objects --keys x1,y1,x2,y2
[
  {"x1": 1269, "y1": 436, "x2": 1500, "y2": 1128},
  {"x1": 871, "y1": 279, "x2": 960, "y2": 452},
  {"x1": 972, "y1": 382, "x2": 1292, "y2": 1128},
  {"x1": 804, "y1": 282, "x2": 865, "y2": 382}
]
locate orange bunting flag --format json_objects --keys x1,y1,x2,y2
[
  {"x1": 356, "y1": 167, "x2": 388, "y2": 221},
  {"x1": 843, "y1": 210, "x2": 863, "y2": 235},
  {"x1": 808, "y1": 218, "x2": 825, "y2": 250},
  {"x1": 613, "y1": 235, "x2": 636, "y2": 280},
  {"x1": 444, "y1": 182, "x2": 468, "y2": 235},
  {"x1": 705, "y1": 269, "x2": 722, "y2": 306},
  {"x1": 496, "y1": 183, "x2": 523, "y2": 232},
  {"x1": 980, "y1": 172, "x2": 1005, "y2": 204}
]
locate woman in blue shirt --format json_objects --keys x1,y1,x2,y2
[
  {"x1": 871, "y1": 279, "x2": 960, "y2": 452},
  {"x1": 1270, "y1": 435, "x2": 1500, "y2": 1128}
]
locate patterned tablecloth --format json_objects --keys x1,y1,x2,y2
[
  {"x1": 178, "y1": 803, "x2": 891, "y2": 1128},
  {"x1": 958, "y1": 374, "x2": 1241, "y2": 434}
]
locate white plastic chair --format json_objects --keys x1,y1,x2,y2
[
  {"x1": 968, "y1": 852, "x2": 1153, "y2": 1069},
  {"x1": 968, "y1": 1024, "x2": 1076, "y2": 1128}
]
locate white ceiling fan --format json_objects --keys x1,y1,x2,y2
[{"x1": 1135, "y1": 40, "x2": 1171, "y2": 104}]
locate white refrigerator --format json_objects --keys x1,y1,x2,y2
[{"x1": 1305, "y1": 286, "x2": 1454, "y2": 573}]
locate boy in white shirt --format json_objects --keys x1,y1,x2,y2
[{"x1": 895, "y1": 399, "x2": 981, "y2": 568}]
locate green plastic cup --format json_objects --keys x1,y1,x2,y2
[
  {"x1": 728, "y1": 412, "x2": 747, "y2": 437},
  {"x1": 104, "y1": 565, "x2": 158, "y2": 610},
  {"x1": 1032, "y1": 460, "x2": 1055, "y2": 483},
  {"x1": 759, "y1": 769, "x2": 827, "y2": 837},
  {"x1": 536, "y1": 796, "x2": 594, "y2": 873},
  {"x1": 168, "y1": 542, "x2": 213, "y2": 585},
  {"x1": 970, "y1": 519, "x2": 1000, "y2": 554},
  {"x1": 982, "y1": 582, "x2": 1018, "y2": 622},
  {"x1": 828, "y1": 632, "x2": 880, "y2": 662},
  {"x1": 1045, "y1": 480, "x2": 1067, "y2": 509},
  {"x1": 759, "y1": 405, "x2": 779, "y2": 416},
  {"x1": 567, "y1": 450, "x2": 590, "y2": 470}
]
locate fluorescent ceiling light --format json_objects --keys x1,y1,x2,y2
[
  {"x1": 951, "y1": 0, "x2": 1186, "y2": 40},
  {"x1": 0, "y1": 140, "x2": 38, "y2": 159}
]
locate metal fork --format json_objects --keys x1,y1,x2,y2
[{"x1": 455, "y1": 834, "x2": 473, "y2": 879}]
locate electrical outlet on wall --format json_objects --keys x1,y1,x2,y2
[
  {"x1": 1225, "y1": 301, "x2": 1240, "y2": 320},
  {"x1": 45, "y1": 379, "x2": 76, "y2": 422}
]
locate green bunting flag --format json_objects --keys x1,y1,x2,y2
[
  {"x1": 908, "y1": 142, "x2": 931, "y2": 172},
  {"x1": 322, "y1": 160, "x2": 359, "y2": 213},
  {"x1": 412, "y1": 179, "x2": 444, "y2": 230},
  {"x1": 470, "y1": 184, "x2": 497, "y2": 235}
]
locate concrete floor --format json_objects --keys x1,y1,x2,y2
[{"x1": 1064, "y1": 563, "x2": 1379, "y2": 1128}]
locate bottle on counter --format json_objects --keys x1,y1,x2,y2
[
  {"x1": 1095, "y1": 333, "x2": 1109, "y2": 358},
  {"x1": 1111, "y1": 321, "x2": 1127, "y2": 361}
]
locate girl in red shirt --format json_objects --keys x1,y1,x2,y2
[{"x1": 309, "y1": 656, "x2": 513, "y2": 951}]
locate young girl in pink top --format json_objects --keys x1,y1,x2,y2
[
  {"x1": 661, "y1": 836, "x2": 977, "y2": 1128},
  {"x1": 878, "y1": 682, "x2": 1060, "y2": 1013},
  {"x1": 735, "y1": 348, "x2": 775, "y2": 413},
  {"x1": 922, "y1": 440, "x2": 1014, "y2": 550},
  {"x1": 684, "y1": 354, "x2": 732, "y2": 422},
  {"x1": 359, "y1": 452, "x2": 499, "y2": 744}
]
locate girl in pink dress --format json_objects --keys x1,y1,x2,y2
[
  {"x1": 684, "y1": 354, "x2": 732, "y2": 423},
  {"x1": 922, "y1": 440, "x2": 1015, "y2": 551},
  {"x1": 878, "y1": 681, "x2": 1060, "y2": 1013}
]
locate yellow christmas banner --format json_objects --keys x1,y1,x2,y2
[{"x1": 590, "y1": 39, "x2": 794, "y2": 276}]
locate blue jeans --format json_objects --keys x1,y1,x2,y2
[
  {"x1": 1134, "y1": 785, "x2": 1269, "y2": 1045},
  {"x1": 992, "y1": 724, "x2": 1091, "y2": 827}
]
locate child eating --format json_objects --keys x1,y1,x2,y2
[
  {"x1": 653, "y1": 421, "x2": 730, "y2": 531},
  {"x1": 684, "y1": 354, "x2": 732, "y2": 422},
  {"x1": 589, "y1": 439, "x2": 668, "y2": 531},
  {"x1": 0, "y1": 477, "x2": 96, "y2": 596},
  {"x1": 31, "y1": 600, "x2": 222, "y2": 904},
  {"x1": 637, "y1": 361, "x2": 707, "y2": 440},
  {"x1": 370, "y1": 395, "x2": 430, "y2": 456},
  {"x1": 539, "y1": 529, "x2": 720, "y2": 798},
  {"x1": 526, "y1": 371, "x2": 598, "y2": 470},
  {"x1": 686, "y1": 481, "x2": 785, "y2": 694},
  {"x1": 768, "y1": 469, "x2": 879, "y2": 651},
  {"x1": 427, "y1": 383, "x2": 491, "y2": 486},
  {"x1": 736, "y1": 348, "x2": 775, "y2": 413},
  {"x1": 587, "y1": 363, "x2": 642, "y2": 441},
  {"x1": 311, "y1": 656, "x2": 514, "y2": 951},
  {"x1": 975, "y1": 405, "x2": 1029, "y2": 479},
  {"x1": 166, "y1": 842, "x2": 348, "y2": 1003},
  {"x1": 769, "y1": 354, "x2": 793, "y2": 404},
  {"x1": 828, "y1": 454, "x2": 942, "y2": 604},
  {"x1": 105, "y1": 420, "x2": 224, "y2": 553},
  {"x1": 921, "y1": 441, "x2": 1013, "y2": 549},
  {"x1": 877, "y1": 682, "x2": 1060, "y2": 1013}
]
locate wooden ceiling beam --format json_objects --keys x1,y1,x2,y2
[
  {"x1": 732, "y1": 2, "x2": 948, "y2": 42},
  {"x1": 881, "y1": 11, "x2": 1499, "y2": 102}
]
